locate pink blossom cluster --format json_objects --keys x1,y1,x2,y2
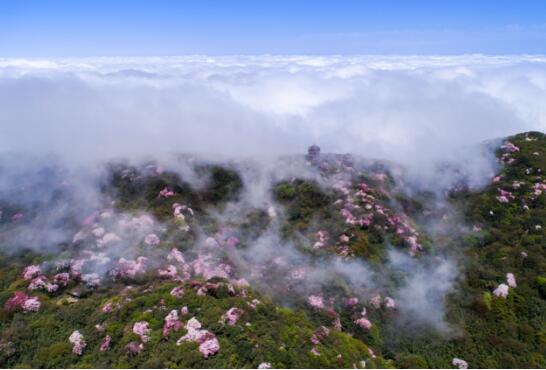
[
  {"x1": 533, "y1": 182, "x2": 546, "y2": 197},
  {"x1": 99, "y1": 335, "x2": 111, "y2": 352},
  {"x1": 28, "y1": 275, "x2": 59, "y2": 293},
  {"x1": 493, "y1": 283, "x2": 509, "y2": 298},
  {"x1": 310, "y1": 326, "x2": 330, "y2": 356},
  {"x1": 170, "y1": 286, "x2": 185, "y2": 298},
  {"x1": 221, "y1": 307, "x2": 244, "y2": 326},
  {"x1": 496, "y1": 189, "x2": 514, "y2": 203},
  {"x1": 336, "y1": 180, "x2": 423, "y2": 255},
  {"x1": 54, "y1": 272, "x2": 70, "y2": 286},
  {"x1": 112, "y1": 256, "x2": 147, "y2": 279},
  {"x1": 258, "y1": 362, "x2": 272, "y2": 369},
  {"x1": 166, "y1": 248, "x2": 192, "y2": 279},
  {"x1": 506, "y1": 273, "x2": 517, "y2": 288},
  {"x1": 144, "y1": 233, "x2": 160, "y2": 246},
  {"x1": 81, "y1": 273, "x2": 101, "y2": 287},
  {"x1": 22, "y1": 265, "x2": 42, "y2": 280},
  {"x1": 159, "y1": 187, "x2": 176, "y2": 198},
  {"x1": 159, "y1": 265, "x2": 179, "y2": 279},
  {"x1": 501, "y1": 141, "x2": 519, "y2": 153},
  {"x1": 176, "y1": 317, "x2": 220, "y2": 358},
  {"x1": 163, "y1": 310, "x2": 182, "y2": 337},
  {"x1": 172, "y1": 203, "x2": 193, "y2": 231},
  {"x1": 101, "y1": 301, "x2": 121, "y2": 313},
  {"x1": 355, "y1": 308, "x2": 372, "y2": 330},
  {"x1": 69, "y1": 330, "x2": 86, "y2": 355},
  {"x1": 308, "y1": 295, "x2": 325, "y2": 309},
  {"x1": 313, "y1": 230, "x2": 329, "y2": 249},
  {"x1": 125, "y1": 342, "x2": 144, "y2": 356},
  {"x1": 192, "y1": 253, "x2": 231, "y2": 280},
  {"x1": 133, "y1": 321, "x2": 151, "y2": 343},
  {"x1": 4, "y1": 292, "x2": 40, "y2": 312},
  {"x1": 96, "y1": 232, "x2": 122, "y2": 248},
  {"x1": 452, "y1": 358, "x2": 468, "y2": 369}
]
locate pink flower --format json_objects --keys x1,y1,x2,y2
[
  {"x1": 308, "y1": 295, "x2": 325, "y2": 309},
  {"x1": 258, "y1": 362, "x2": 272, "y2": 369},
  {"x1": 12, "y1": 213, "x2": 23, "y2": 221},
  {"x1": 346, "y1": 297, "x2": 359, "y2": 306},
  {"x1": 176, "y1": 317, "x2": 219, "y2": 358},
  {"x1": 54, "y1": 272, "x2": 70, "y2": 286},
  {"x1": 159, "y1": 265, "x2": 178, "y2": 279},
  {"x1": 4, "y1": 292, "x2": 29, "y2": 311},
  {"x1": 163, "y1": 310, "x2": 182, "y2": 337},
  {"x1": 452, "y1": 358, "x2": 468, "y2": 369},
  {"x1": 100, "y1": 335, "x2": 111, "y2": 352},
  {"x1": 501, "y1": 141, "x2": 519, "y2": 153},
  {"x1": 22, "y1": 265, "x2": 41, "y2": 280},
  {"x1": 339, "y1": 234, "x2": 350, "y2": 243},
  {"x1": 97, "y1": 232, "x2": 122, "y2": 248},
  {"x1": 310, "y1": 347, "x2": 321, "y2": 356},
  {"x1": 493, "y1": 283, "x2": 509, "y2": 298},
  {"x1": 69, "y1": 331, "x2": 86, "y2": 355},
  {"x1": 222, "y1": 307, "x2": 244, "y2": 326},
  {"x1": 91, "y1": 227, "x2": 105, "y2": 238},
  {"x1": 506, "y1": 273, "x2": 517, "y2": 288},
  {"x1": 22, "y1": 296, "x2": 41, "y2": 312},
  {"x1": 199, "y1": 338, "x2": 220, "y2": 358},
  {"x1": 384, "y1": 297, "x2": 396, "y2": 309},
  {"x1": 370, "y1": 294, "x2": 382, "y2": 309},
  {"x1": 170, "y1": 286, "x2": 185, "y2": 298},
  {"x1": 180, "y1": 306, "x2": 189, "y2": 315},
  {"x1": 125, "y1": 341, "x2": 143, "y2": 356},
  {"x1": 133, "y1": 321, "x2": 151, "y2": 343},
  {"x1": 355, "y1": 318, "x2": 372, "y2": 330},
  {"x1": 159, "y1": 187, "x2": 176, "y2": 198},
  {"x1": 144, "y1": 233, "x2": 160, "y2": 246}
]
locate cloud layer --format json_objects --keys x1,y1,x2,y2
[{"x1": 1, "y1": 55, "x2": 545, "y2": 187}]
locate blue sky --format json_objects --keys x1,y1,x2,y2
[{"x1": 1, "y1": 0, "x2": 546, "y2": 56}]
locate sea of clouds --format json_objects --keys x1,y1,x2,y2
[{"x1": 1, "y1": 55, "x2": 545, "y2": 164}]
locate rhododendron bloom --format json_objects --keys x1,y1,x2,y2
[
  {"x1": 4, "y1": 292, "x2": 29, "y2": 311},
  {"x1": 452, "y1": 358, "x2": 468, "y2": 369},
  {"x1": 308, "y1": 295, "x2": 325, "y2": 309},
  {"x1": 81, "y1": 273, "x2": 101, "y2": 287},
  {"x1": 159, "y1": 187, "x2": 176, "y2": 198},
  {"x1": 506, "y1": 273, "x2": 517, "y2": 288},
  {"x1": 100, "y1": 335, "x2": 111, "y2": 352},
  {"x1": 493, "y1": 283, "x2": 509, "y2": 298},
  {"x1": 163, "y1": 310, "x2": 182, "y2": 337},
  {"x1": 125, "y1": 341, "x2": 143, "y2": 356},
  {"x1": 21, "y1": 296, "x2": 40, "y2": 312},
  {"x1": 97, "y1": 232, "x2": 122, "y2": 248},
  {"x1": 180, "y1": 306, "x2": 189, "y2": 315},
  {"x1": 54, "y1": 272, "x2": 70, "y2": 286},
  {"x1": 170, "y1": 286, "x2": 185, "y2": 298},
  {"x1": 346, "y1": 297, "x2": 358, "y2": 306},
  {"x1": 355, "y1": 318, "x2": 372, "y2": 330},
  {"x1": 258, "y1": 362, "x2": 272, "y2": 369},
  {"x1": 91, "y1": 227, "x2": 105, "y2": 238},
  {"x1": 144, "y1": 233, "x2": 160, "y2": 246},
  {"x1": 159, "y1": 265, "x2": 178, "y2": 279},
  {"x1": 199, "y1": 337, "x2": 220, "y2": 358},
  {"x1": 247, "y1": 299, "x2": 261, "y2": 309},
  {"x1": 23, "y1": 265, "x2": 41, "y2": 280},
  {"x1": 133, "y1": 321, "x2": 151, "y2": 343},
  {"x1": 222, "y1": 307, "x2": 244, "y2": 326},
  {"x1": 69, "y1": 331, "x2": 86, "y2": 355},
  {"x1": 310, "y1": 347, "x2": 321, "y2": 356},
  {"x1": 370, "y1": 294, "x2": 382, "y2": 308},
  {"x1": 12, "y1": 212, "x2": 23, "y2": 221},
  {"x1": 384, "y1": 297, "x2": 396, "y2": 309},
  {"x1": 176, "y1": 317, "x2": 219, "y2": 358}
]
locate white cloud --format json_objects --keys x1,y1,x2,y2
[{"x1": 0, "y1": 55, "x2": 545, "y2": 189}]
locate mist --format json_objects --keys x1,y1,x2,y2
[{"x1": 1, "y1": 55, "x2": 545, "y2": 337}]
